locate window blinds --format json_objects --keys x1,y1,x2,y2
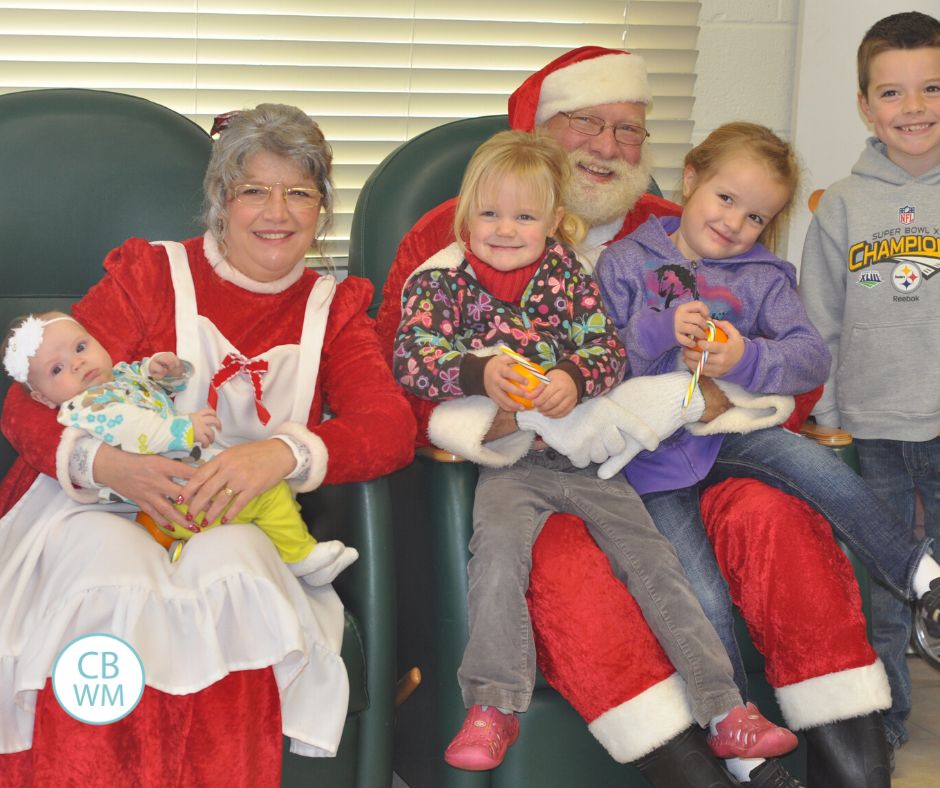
[{"x1": 0, "y1": 1, "x2": 700, "y2": 267}]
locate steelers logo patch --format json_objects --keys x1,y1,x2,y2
[{"x1": 892, "y1": 262, "x2": 923, "y2": 293}]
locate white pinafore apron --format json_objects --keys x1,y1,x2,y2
[{"x1": 0, "y1": 242, "x2": 347, "y2": 758}]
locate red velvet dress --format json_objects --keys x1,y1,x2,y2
[{"x1": 0, "y1": 235, "x2": 416, "y2": 786}]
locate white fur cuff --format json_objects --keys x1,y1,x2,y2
[
  {"x1": 775, "y1": 659, "x2": 891, "y2": 730},
  {"x1": 587, "y1": 673, "x2": 693, "y2": 763},
  {"x1": 275, "y1": 422, "x2": 328, "y2": 493},
  {"x1": 685, "y1": 380, "x2": 794, "y2": 436},
  {"x1": 58, "y1": 427, "x2": 101, "y2": 504},
  {"x1": 428, "y1": 396, "x2": 535, "y2": 467}
]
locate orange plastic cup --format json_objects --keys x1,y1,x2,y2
[
  {"x1": 136, "y1": 510, "x2": 175, "y2": 548},
  {"x1": 696, "y1": 321, "x2": 728, "y2": 350},
  {"x1": 507, "y1": 361, "x2": 547, "y2": 409}
]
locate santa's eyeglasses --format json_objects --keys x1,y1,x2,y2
[{"x1": 561, "y1": 112, "x2": 650, "y2": 146}]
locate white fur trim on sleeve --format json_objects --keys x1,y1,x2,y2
[
  {"x1": 684, "y1": 380, "x2": 794, "y2": 436},
  {"x1": 57, "y1": 427, "x2": 101, "y2": 504},
  {"x1": 587, "y1": 673, "x2": 693, "y2": 763},
  {"x1": 427, "y1": 396, "x2": 535, "y2": 468},
  {"x1": 775, "y1": 659, "x2": 891, "y2": 730},
  {"x1": 274, "y1": 422, "x2": 328, "y2": 493}
]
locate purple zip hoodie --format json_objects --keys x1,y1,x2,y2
[{"x1": 595, "y1": 215, "x2": 830, "y2": 494}]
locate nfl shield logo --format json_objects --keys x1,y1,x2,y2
[{"x1": 899, "y1": 205, "x2": 915, "y2": 224}]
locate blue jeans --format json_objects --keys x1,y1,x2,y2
[
  {"x1": 641, "y1": 427, "x2": 933, "y2": 702},
  {"x1": 855, "y1": 437, "x2": 940, "y2": 749}
]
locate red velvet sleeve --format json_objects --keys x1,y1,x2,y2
[
  {"x1": 374, "y1": 199, "x2": 459, "y2": 448},
  {"x1": 312, "y1": 276, "x2": 416, "y2": 485},
  {"x1": 782, "y1": 386, "x2": 823, "y2": 433},
  {"x1": 612, "y1": 193, "x2": 683, "y2": 241},
  {"x1": 1, "y1": 238, "x2": 169, "y2": 477}
]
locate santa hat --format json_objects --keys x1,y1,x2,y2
[{"x1": 508, "y1": 46, "x2": 652, "y2": 132}]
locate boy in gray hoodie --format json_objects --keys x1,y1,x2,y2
[{"x1": 799, "y1": 10, "x2": 940, "y2": 758}]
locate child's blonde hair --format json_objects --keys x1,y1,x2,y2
[
  {"x1": 682, "y1": 122, "x2": 799, "y2": 253},
  {"x1": 454, "y1": 130, "x2": 586, "y2": 251}
]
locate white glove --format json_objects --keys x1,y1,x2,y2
[
  {"x1": 517, "y1": 392, "x2": 660, "y2": 468},
  {"x1": 592, "y1": 372, "x2": 706, "y2": 479}
]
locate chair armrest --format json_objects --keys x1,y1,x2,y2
[
  {"x1": 799, "y1": 421, "x2": 853, "y2": 447},
  {"x1": 417, "y1": 445, "x2": 467, "y2": 463},
  {"x1": 297, "y1": 477, "x2": 396, "y2": 788}
]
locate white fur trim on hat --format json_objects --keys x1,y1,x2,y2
[
  {"x1": 535, "y1": 52, "x2": 652, "y2": 127},
  {"x1": 587, "y1": 673, "x2": 693, "y2": 763},
  {"x1": 775, "y1": 659, "x2": 891, "y2": 730}
]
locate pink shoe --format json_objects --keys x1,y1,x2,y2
[
  {"x1": 444, "y1": 705, "x2": 520, "y2": 771},
  {"x1": 707, "y1": 703, "x2": 798, "y2": 759}
]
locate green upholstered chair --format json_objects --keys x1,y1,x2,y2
[
  {"x1": 348, "y1": 115, "x2": 872, "y2": 787},
  {"x1": 0, "y1": 88, "x2": 394, "y2": 788}
]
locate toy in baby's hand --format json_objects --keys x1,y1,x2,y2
[
  {"x1": 683, "y1": 321, "x2": 728, "y2": 408},
  {"x1": 499, "y1": 346, "x2": 551, "y2": 410}
]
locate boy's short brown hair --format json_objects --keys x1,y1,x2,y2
[{"x1": 857, "y1": 11, "x2": 940, "y2": 96}]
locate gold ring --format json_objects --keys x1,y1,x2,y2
[{"x1": 223, "y1": 487, "x2": 234, "y2": 497}]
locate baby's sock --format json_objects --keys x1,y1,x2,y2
[
  {"x1": 724, "y1": 757, "x2": 763, "y2": 782},
  {"x1": 913, "y1": 554, "x2": 940, "y2": 598}
]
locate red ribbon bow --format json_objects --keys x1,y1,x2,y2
[
  {"x1": 210, "y1": 111, "x2": 239, "y2": 138},
  {"x1": 208, "y1": 353, "x2": 271, "y2": 425}
]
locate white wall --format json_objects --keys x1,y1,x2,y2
[
  {"x1": 690, "y1": 2, "x2": 800, "y2": 146},
  {"x1": 690, "y1": 1, "x2": 935, "y2": 260},
  {"x1": 784, "y1": 0, "x2": 930, "y2": 268},
  {"x1": 688, "y1": 0, "x2": 801, "y2": 252}
]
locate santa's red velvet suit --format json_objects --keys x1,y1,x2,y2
[{"x1": 374, "y1": 45, "x2": 890, "y2": 767}]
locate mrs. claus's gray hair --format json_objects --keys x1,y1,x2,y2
[{"x1": 202, "y1": 103, "x2": 334, "y2": 257}]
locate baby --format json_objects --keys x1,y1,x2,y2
[{"x1": 2, "y1": 311, "x2": 356, "y2": 585}]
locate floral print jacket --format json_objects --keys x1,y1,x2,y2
[{"x1": 393, "y1": 241, "x2": 627, "y2": 402}]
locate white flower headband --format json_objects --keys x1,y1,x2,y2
[{"x1": 3, "y1": 315, "x2": 77, "y2": 385}]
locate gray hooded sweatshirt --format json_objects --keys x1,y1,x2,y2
[{"x1": 800, "y1": 137, "x2": 940, "y2": 440}]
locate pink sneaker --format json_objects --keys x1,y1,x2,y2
[
  {"x1": 444, "y1": 705, "x2": 520, "y2": 771},
  {"x1": 707, "y1": 703, "x2": 798, "y2": 759}
]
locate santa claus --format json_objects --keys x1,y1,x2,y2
[{"x1": 375, "y1": 46, "x2": 891, "y2": 788}]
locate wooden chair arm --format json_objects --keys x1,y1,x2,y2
[
  {"x1": 800, "y1": 421, "x2": 853, "y2": 447},
  {"x1": 417, "y1": 446, "x2": 467, "y2": 463},
  {"x1": 395, "y1": 667, "x2": 422, "y2": 707}
]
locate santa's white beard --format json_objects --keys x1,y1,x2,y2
[{"x1": 564, "y1": 148, "x2": 654, "y2": 227}]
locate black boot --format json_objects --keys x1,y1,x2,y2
[
  {"x1": 802, "y1": 712, "x2": 891, "y2": 787},
  {"x1": 634, "y1": 726, "x2": 739, "y2": 787},
  {"x1": 747, "y1": 759, "x2": 805, "y2": 787}
]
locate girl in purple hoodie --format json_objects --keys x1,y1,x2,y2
[{"x1": 595, "y1": 123, "x2": 940, "y2": 775}]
